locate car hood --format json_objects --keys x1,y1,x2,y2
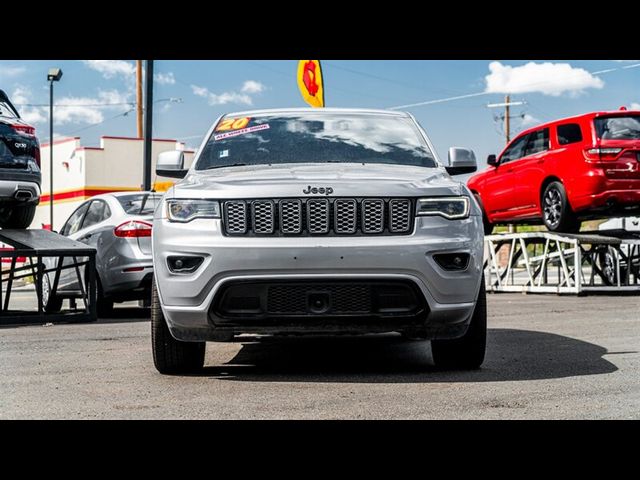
[{"x1": 170, "y1": 163, "x2": 467, "y2": 199}]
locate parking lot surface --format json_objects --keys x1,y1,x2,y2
[{"x1": 1, "y1": 292, "x2": 638, "y2": 419}]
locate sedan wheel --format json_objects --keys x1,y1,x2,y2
[{"x1": 41, "y1": 273, "x2": 63, "y2": 313}]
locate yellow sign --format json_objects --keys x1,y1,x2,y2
[
  {"x1": 215, "y1": 117, "x2": 251, "y2": 131},
  {"x1": 297, "y1": 60, "x2": 324, "y2": 108}
]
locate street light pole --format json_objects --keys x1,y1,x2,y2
[
  {"x1": 142, "y1": 60, "x2": 154, "y2": 191},
  {"x1": 49, "y1": 79, "x2": 53, "y2": 229},
  {"x1": 47, "y1": 68, "x2": 63, "y2": 230}
]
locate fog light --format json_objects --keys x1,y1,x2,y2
[
  {"x1": 167, "y1": 255, "x2": 204, "y2": 273},
  {"x1": 433, "y1": 253, "x2": 470, "y2": 271}
]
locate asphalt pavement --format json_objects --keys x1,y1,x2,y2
[{"x1": 1, "y1": 291, "x2": 638, "y2": 419}]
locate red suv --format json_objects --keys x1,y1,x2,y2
[{"x1": 468, "y1": 108, "x2": 640, "y2": 233}]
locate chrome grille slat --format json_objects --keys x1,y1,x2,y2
[
  {"x1": 279, "y1": 199, "x2": 302, "y2": 234},
  {"x1": 389, "y1": 199, "x2": 411, "y2": 233},
  {"x1": 362, "y1": 199, "x2": 384, "y2": 233},
  {"x1": 307, "y1": 199, "x2": 330, "y2": 234},
  {"x1": 334, "y1": 199, "x2": 357, "y2": 234},
  {"x1": 224, "y1": 201, "x2": 248, "y2": 234},
  {"x1": 223, "y1": 198, "x2": 413, "y2": 236},
  {"x1": 252, "y1": 200, "x2": 275, "y2": 234}
]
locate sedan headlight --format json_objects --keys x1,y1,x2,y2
[
  {"x1": 416, "y1": 197, "x2": 470, "y2": 219},
  {"x1": 166, "y1": 199, "x2": 220, "y2": 222}
]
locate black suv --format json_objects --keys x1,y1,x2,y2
[{"x1": 0, "y1": 89, "x2": 41, "y2": 229}]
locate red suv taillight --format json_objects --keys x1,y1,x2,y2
[
  {"x1": 11, "y1": 124, "x2": 36, "y2": 136},
  {"x1": 583, "y1": 147, "x2": 623, "y2": 162},
  {"x1": 114, "y1": 220, "x2": 152, "y2": 238}
]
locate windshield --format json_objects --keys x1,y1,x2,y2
[
  {"x1": 196, "y1": 112, "x2": 438, "y2": 170},
  {"x1": 595, "y1": 115, "x2": 640, "y2": 140},
  {"x1": 117, "y1": 193, "x2": 162, "y2": 215}
]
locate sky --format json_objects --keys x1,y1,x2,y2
[{"x1": 1, "y1": 59, "x2": 639, "y2": 167}]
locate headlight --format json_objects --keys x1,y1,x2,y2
[
  {"x1": 166, "y1": 199, "x2": 220, "y2": 222},
  {"x1": 416, "y1": 197, "x2": 470, "y2": 219}
]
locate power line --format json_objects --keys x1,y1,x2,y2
[
  {"x1": 243, "y1": 60, "x2": 403, "y2": 103},
  {"x1": 16, "y1": 97, "x2": 181, "y2": 108},
  {"x1": 15, "y1": 102, "x2": 135, "y2": 107},
  {"x1": 323, "y1": 61, "x2": 465, "y2": 96},
  {"x1": 389, "y1": 62, "x2": 640, "y2": 110},
  {"x1": 63, "y1": 108, "x2": 135, "y2": 135}
]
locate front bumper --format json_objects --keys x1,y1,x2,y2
[{"x1": 153, "y1": 214, "x2": 484, "y2": 341}]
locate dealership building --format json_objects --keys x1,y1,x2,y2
[{"x1": 36, "y1": 136, "x2": 196, "y2": 231}]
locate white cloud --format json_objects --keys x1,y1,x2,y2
[
  {"x1": 83, "y1": 60, "x2": 135, "y2": 79},
  {"x1": 0, "y1": 65, "x2": 26, "y2": 78},
  {"x1": 53, "y1": 90, "x2": 132, "y2": 125},
  {"x1": 241, "y1": 80, "x2": 265, "y2": 94},
  {"x1": 630, "y1": 103, "x2": 640, "y2": 110},
  {"x1": 191, "y1": 80, "x2": 266, "y2": 106},
  {"x1": 155, "y1": 72, "x2": 176, "y2": 85},
  {"x1": 11, "y1": 86, "x2": 47, "y2": 124},
  {"x1": 613, "y1": 60, "x2": 640, "y2": 62},
  {"x1": 485, "y1": 61, "x2": 604, "y2": 97},
  {"x1": 520, "y1": 113, "x2": 540, "y2": 127}
]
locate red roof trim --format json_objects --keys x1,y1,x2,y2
[
  {"x1": 40, "y1": 187, "x2": 140, "y2": 203},
  {"x1": 41, "y1": 137, "x2": 80, "y2": 148},
  {"x1": 101, "y1": 135, "x2": 177, "y2": 143}
]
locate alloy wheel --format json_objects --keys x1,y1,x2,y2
[
  {"x1": 41, "y1": 274, "x2": 50, "y2": 307},
  {"x1": 543, "y1": 188, "x2": 562, "y2": 228}
]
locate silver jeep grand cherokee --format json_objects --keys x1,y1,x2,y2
[{"x1": 152, "y1": 108, "x2": 486, "y2": 374}]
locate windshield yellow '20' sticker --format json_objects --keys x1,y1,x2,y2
[{"x1": 215, "y1": 117, "x2": 251, "y2": 131}]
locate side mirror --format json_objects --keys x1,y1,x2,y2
[
  {"x1": 446, "y1": 147, "x2": 477, "y2": 175},
  {"x1": 487, "y1": 154, "x2": 498, "y2": 167},
  {"x1": 156, "y1": 151, "x2": 187, "y2": 179}
]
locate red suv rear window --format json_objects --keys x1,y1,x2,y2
[{"x1": 595, "y1": 115, "x2": 640, "y2": 140}]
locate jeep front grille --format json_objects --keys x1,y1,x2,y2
[{"x1": 222, "y1": 198, "x2": 413, "y2": 236}]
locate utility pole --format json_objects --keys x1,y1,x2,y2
[
  {"x1": 142, "y1": 60, "x2": 154, "y2": 191},
  {"x1": 136, "y1": 60, "x2": 143, "y2": 138},
  {"x1": 487, "y1": 96, "x2": 525, "y2": 145},
  {"x1": 505, "y1": 94, "x2": 511, "y2": 143},
  {"x1": 487, "y1": 95, "x2": 526, "y2": 234}
]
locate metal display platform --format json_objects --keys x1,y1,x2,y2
[
  {"x1": 0, "y1": 229, "x2": 96, "y2": 325},
  {"x1": 484, "y1": 230, "x2": 640, "y2": 294}
]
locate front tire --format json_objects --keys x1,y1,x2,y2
[
  {"x1": 96, "y1": 278, "x2": 114, "y2": 318},
  {"x1": 542, "y1": 182, "x2": 580, "y2": 233},
  {"x1": 151, "y1": 278, "x2": 205, "y2": 375},
  {"x1": 41, "y1": 273, "x2": 63, "y2": 313},
  {"x1": 0, "y1": 204, "x2": 36, "y2": 229},
  {"x1": 431, "y1": 278, "x2": 487, "y2": 370},
  {"x1": 599, "y1": 246, "x2": 627, "y2": 286}
]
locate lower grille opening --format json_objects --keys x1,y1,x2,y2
[{"x1": 211, "y1": 280, "x2": 427, "y2": 326}]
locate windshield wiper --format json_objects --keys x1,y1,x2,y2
[{"x1": 204, "y1": 163, "x2": 250, "y2": 170}]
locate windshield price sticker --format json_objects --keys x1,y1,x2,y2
[{"x1": 215, "y1": 117, "x2": 251, "y2": 131}]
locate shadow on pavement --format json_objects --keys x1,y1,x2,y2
[
  {"x1": 201, "y1": 328, "x2": 619, "y2": 383},
  {"x1": 98, "y1": 307, "x2": 150, "y2": 324}
]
